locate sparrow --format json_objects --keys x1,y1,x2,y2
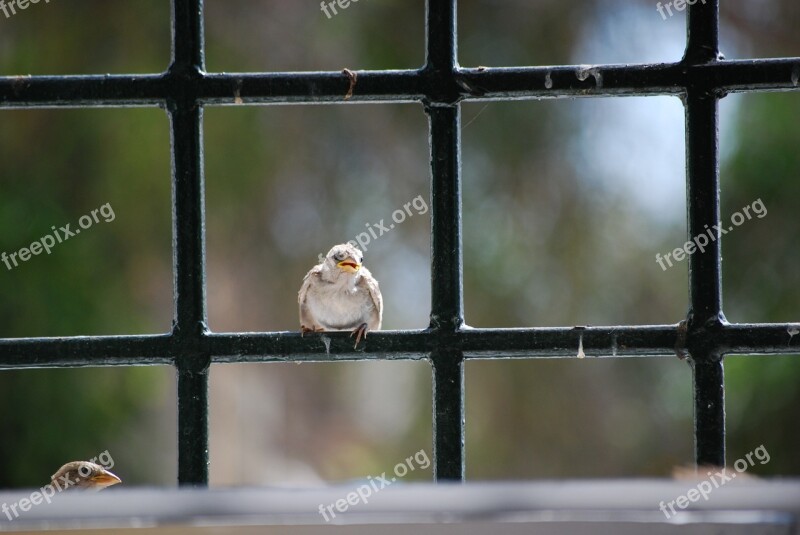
[
  {"x1": 298, "y1": 243, "x2": 383, "y2": 348},
  {"x1": 50, "y1": 461, "x2": 121, "y2": 491}
]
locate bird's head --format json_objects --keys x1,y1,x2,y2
[
  {"x1": 51, "y1": 461, "x2": 122, "y2": 491},
  {"x1": 325, "y1": 243, "x2": 364, "y2": 275}
]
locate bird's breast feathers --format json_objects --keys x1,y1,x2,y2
[{"x1": 306, "y1": 280, "x2": 375, "y2": 330}]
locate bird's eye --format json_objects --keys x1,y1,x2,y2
[{"x1": 333, "y1": 252, "x2": 344, "y2": 261}]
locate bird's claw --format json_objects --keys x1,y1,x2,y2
[
  {"x1": 350, "y1": 323, "x2": 369, "y2": 349},
  {"x1": 300, "y1": 325, "x2": 322, "y2": 337}
]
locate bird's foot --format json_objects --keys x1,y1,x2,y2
[
  {"x1": 300, "y1": 325, "x2": 323, "y2": 337},
  {"x1": 350, "y1": 323, "x2": 369, "y2": 349}
]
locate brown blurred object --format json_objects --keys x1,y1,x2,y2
[
  {"x1": 51, "y1": 461, "x2": 121, "y2": 491},
  {"x1": 672, "y1": 464, "x2": 758, "y2": 481}
]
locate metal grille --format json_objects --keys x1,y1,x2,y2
[{"x1": 1, "y1": 0, "x2": 799, "y2": 486}]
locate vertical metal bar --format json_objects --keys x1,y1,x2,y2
[
  {"x1": 425, "y1": 0, "x2": 465, "y2": 481},
  {"x1": 428, "y1": 109, "x2": 466, "y2": 484},
  {"x1": 685, "y1": 95, "x2": 722, "y2": 325},
  {"x1": 683, "y1": 0, "x2": 719, "y2": 64},
  {"x1": 432, "y1": 349, "x2": 465, "y2": 481},
  {"x1": 426, "y1": 0, "x2": 457, "y2": 74},
  {"x1": 171, "y1": 101, "x2": 210, "y2": 486},
  {"x1": 691, "y1": 359, "x2": 725, "y2": 467},
  {"x1": 684, "y1": 0, "x2": 725, "y2": 468},
  {"x1": 170, "y1": 33, "x2": 207, "y2": 335},
  {"x1": 685, "y1": 93, "x2": 725, "y2": 467},
  {"x1": 177, "y1": 359, "x2": 210, "y2": 485},
  {"x1": 428, "y1": 105, "x2": 463, "y2": 329},
  {"x1": 171, "y1": 0, "x2": 204, "y2": 70},
  {"x1": 171, "y1": 0, "x2": 209, "y2": 486},
  {"x1": 426, "y1": 0, "x2": 462, "y2": 329}
]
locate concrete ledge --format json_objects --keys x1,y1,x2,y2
[{"x1": 1, "y1": 480, "x2": 798, "y2": 534}]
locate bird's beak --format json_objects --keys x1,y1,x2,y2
[
  {"x1": 337, "y1": 258, "x2": 361, "y2": 273},
  {"x1": 91, "y1": 470, "x2": 122, "y2": 488}
]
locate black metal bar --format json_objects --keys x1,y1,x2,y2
[
  {"x1": 171, "y1": 0, "x2": 204, "y2": 72},
  {"x1": 170, "y1": 0, "x2": 210, "y2": 486},
  {"x1": 427, "y1": 105, "x2": 463, "y2": 330},
  {"x1": 0, "y1": 335, "x2": 174, "y2": 368},
  {"x1": 684, "y1": 0, "x2": 719, "y2": 64},
  {"x1": 425, "y1": 0, "x2": 457, "y2": 77},
  {"x1": 684, "y1": 94, "x2": 722, "y2": 326},
  {"x1": 691, "y1": 359, "x2": 726, "y2": 467},
  {"x1": 170, "y1": 100, "x2": 211, "y2": 486},
  {"x1": 424, "y1": 0, "x2": 465, "y2": 481},
  {"x1": 202, "y1": 70, "x2": 427, "y2": 104},
  {"x1": 169, "y1": 104, "x2": 207, "y2": 338},
  {"x1": 4, "y1": 60, "x2": 799, "y2": 108},
  {"x1": 4, "y1": 323, "x2": 800, "y2": 368},
  {"x1": 432, "y1": 349, "x2": 464, "y2": 481},
  {"x1": 685, "y1": 92, "x2": 726, "y2": 467},
  {"x1": 177, "y1": 358, "x2": 210, "y2": 486},
  {"x1": 683, "y1": 0, "x2": 725, "y2": 468}
]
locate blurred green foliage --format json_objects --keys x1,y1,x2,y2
[{"x1": 0, "y1": 106, "x2": 175, "y2": 487}]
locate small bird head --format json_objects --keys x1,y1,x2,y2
[
  {"x1": 51, "y1": 461, "x2": 122, "y2": 491},
  {"x1": 325, "y1": 243, "x2": 364, "y2": 275}
]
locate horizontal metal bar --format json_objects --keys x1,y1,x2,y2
[
  {"x1": 205, "y1": 327, "x2": 684, "y2": 361},
  {"x1": 455, "y1": 59, "x2": 800, "y2": 98},
  {"x1": 720, "y1": 323, "x2": 800, "y2": 354},
  {"x1": 2, "y1": 323, "x2": 798, "y2": 368},
  {"x1": 0, "y1": 74, "x2": 169, "y2": 107},
  {"x1": 2, "y1": 59, "x2": 798, "y2": 108},
  {"x1": 0, "y1": 70, "x2": 425, "y2": 107},
  {"x1": 200, "y1": 70, "x2": 427, "y2": 104},
  {"x1": 0, "y1": 334, "x2": 174, "y2": 368}
]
